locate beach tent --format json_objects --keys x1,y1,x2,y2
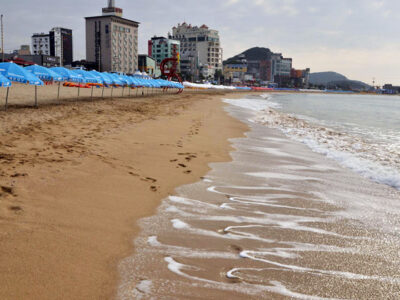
[{"x1": 0, "y1": 62, "x2": 44, "y2": 109}]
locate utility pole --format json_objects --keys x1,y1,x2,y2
[{"x1": 1, "y1": 14, "x2": 4, "y2": 62}]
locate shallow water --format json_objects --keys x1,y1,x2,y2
[
  {"x1": 256, "y1": 93, "x2": 400, "y2": 190},
  {"x1": 118, "y1": 95, "x2": 400, "y2": 300}
]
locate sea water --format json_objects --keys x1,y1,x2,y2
[
  {"x1": 118, "y1": 93, "x2": 400, "y2": 300},
  {"x1": 255, "y1": 93, "x2": 400, "y2": 189}
]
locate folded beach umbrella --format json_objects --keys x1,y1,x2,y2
[
  {"x1": 0, "y1": 73, "x2": 12, "y2": 87},
  {"x1": 72, "y1": 69, "x2": 100, "y2": 84},
  {"x1": 0, "y1": 62, "x2": 43, "y2": 85},
  {"x1": 25, "y1": 64, "x2": 62, "y2": 82},
  {"x1": 51, "y1": 67, "x2": 85, "y2": 83}
]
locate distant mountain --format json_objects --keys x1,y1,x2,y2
[
  {"x1": 326, "y1": 80, "x2": 371, "y2": 91},
  {"x1": 309, "y1": 72, "x2": 348, "y2": 85},
  {"x1": 224, "y1": 47, "x2": 273, "y2": 64},
  {"x1": 309, "y1": 72, "x2": 371, "y2": 90}
]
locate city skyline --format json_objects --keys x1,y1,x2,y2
[{"x1": 1, "y1": 0, "x2": 400, "y2": 85}]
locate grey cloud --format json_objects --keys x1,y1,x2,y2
[{"x1": 1, "y1": 0, "x2": 400, "y2": 84}]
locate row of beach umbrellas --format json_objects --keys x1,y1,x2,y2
[{"x1": 0, "y1": 62, "x2": 184, "y2": 109}]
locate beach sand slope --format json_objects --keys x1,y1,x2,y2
[{"x1": 0, "y1": 91, "x2": 247, "y2": 299}]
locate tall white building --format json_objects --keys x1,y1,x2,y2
[{"x1": 171, "y1": 23, "x2": 222, "y2": 79}]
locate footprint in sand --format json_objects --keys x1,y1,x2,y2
[
  {"x1": 1, "y1": 186, "x2": 15, "y2": 195},
  {"x1": 9, "y1": 206, "x2": 23, "y2": 213},
  {"x1": 178, "y1": 164, "x2": 187, "y2": 168}
]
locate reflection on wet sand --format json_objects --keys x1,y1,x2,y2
[{"x1": 118, "y1": 100, "x2": 400, "y2": 300}]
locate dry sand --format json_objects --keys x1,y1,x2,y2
[{"x1": 0, "y1": 85, "x2": 249, "y2": 299}]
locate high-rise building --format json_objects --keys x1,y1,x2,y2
[
  {"x1": 31, "y1": 33, "x2": 50, "y2": 55},
  {"x1": 148, "y1": 36, "x2": 180, "y2": 66},
  {"x1": 49, "y1": 27, "x2": 73, "y2": 66},
  {"x1": 170, "y1": 23, "x2": 222, "y2": 79},
  {"x1": 32, "y1": 28, "x2": 73, "y2": 66},
  {"x1": 85, "y1": 0, "x2": 139, "y2": 73}
]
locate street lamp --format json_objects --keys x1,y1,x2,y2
[{"x1": 1, "y1": 14, "x2": 4, "y2": 62}]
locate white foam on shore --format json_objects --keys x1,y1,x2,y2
[
  {"x1": 239, "y1": 250, "x2": 400, "y2": 283},
  {"x1": 243, "y1": 96, "x2": 400, "y2": 191},
  {"x1": 135, "y1": 280, "x2": 153, "y2": 298},
  {"x1": 171, "y1": 219, "x2": 189, "y2": 229},
  {"x1": 224, "y1": 95, "x2": 400, "y2": 191},
  {"x1": 247, "y1": 172, "x2": 322, "y2": 182}
]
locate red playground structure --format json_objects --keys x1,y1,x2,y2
[{"x1": 160, "y1": 57, "x2": 184, "y2": 94}]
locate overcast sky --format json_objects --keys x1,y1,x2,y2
[{"x1": 1, "y1": 0, "x2": 399, "y2": 85}]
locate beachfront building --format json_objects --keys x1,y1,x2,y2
[
  {"x1": 170, "y1": 23, "x2": 223, "y2": 79},
  {"x1": 32, "y1": 28, "x2": 73, "y2": 66},
  {"x1": 85, "y1": 0, "x2": 139, "y2": 73},
  {"x1": 223, "y1": 63, "x2": 248, "y2": 84},
  {"x1": 32, "y1": 33, "x2": 50, "y2": 56},
  {"x1": 148, "y1": 36, "x2": 180, "y2": 66},
  {"x1": 49, "y1": 28, "x2": 73, "y2": 67},
  {"x1": 138, "y1": 54, "x2": 160, "y2": 77}
]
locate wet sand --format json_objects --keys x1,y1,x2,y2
[
  {"x1": 121, "y1": 96, "x2": 400, "y2": 299},
  {"x1": 0, "y1": 87, "x2": 248, "y2": 299}
]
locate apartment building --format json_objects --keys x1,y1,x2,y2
[
  {"x1": 32, "y1": 28, "x2": 73, "y2": 66},
  {"x1": 171, "y1": 23, "x2": 222, "y2": 79},
  {"x1": 31, "y1": 33, "x2": 50, "y2": 55},
  {"x1": 148, "y1": 36, "x2": 180, "y2": 66},
  {"x1": 85, "y1": 0, "x2": 139, "y2": 73},
  {"x1": 49, "y1": 27, "x2": 73, "y2": 66}
]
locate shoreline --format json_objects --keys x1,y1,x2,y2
[
  {"x1": 119, "y1": 95, "x2": 400, "y2": 299},
  {"x1": 0, "y1": 90, "x2": 248, "y2": 299}
]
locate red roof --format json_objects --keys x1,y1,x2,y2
[{"x1": 6, "y1": 57, "x2": 35, "y2": 66}]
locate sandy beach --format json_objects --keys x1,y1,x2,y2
[{"x1": 0, "y1": 86, "x2": 248, "y2": 299}]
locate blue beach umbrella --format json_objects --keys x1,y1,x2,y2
[
  {"x1": 72, "y1": 69, "x2": 100, "y2": 84},
  {"x1": 90, "y1": 70, "x2": 111, "y2": 85},
  {"x1": 51, "y1": 67, "x2": 85, "y2": 83},
  {"x1": 72, "y1": 69, "x2": 102, "y2": 100},
  {"x1": 89, "y1": 70, "x2": 112, "y2": 98},
  {"x1": 105, "y1": 73, "x2": 122, "y2": 86},
  {"x1": 0, "y1": 62, "x2": 43, "y2": 85},
  {"x1": 0, "y1": 62, "x2": 44, "y2": 109},
  {"x1": 0, "y1": 73, "x2": 12, "y2": 87},
  {"x1": 0, "y1": 74, "x2": 11, "y2": 110},
  {"x1": 25, "y1": 64, "x2": 62, "y2": 82}
]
